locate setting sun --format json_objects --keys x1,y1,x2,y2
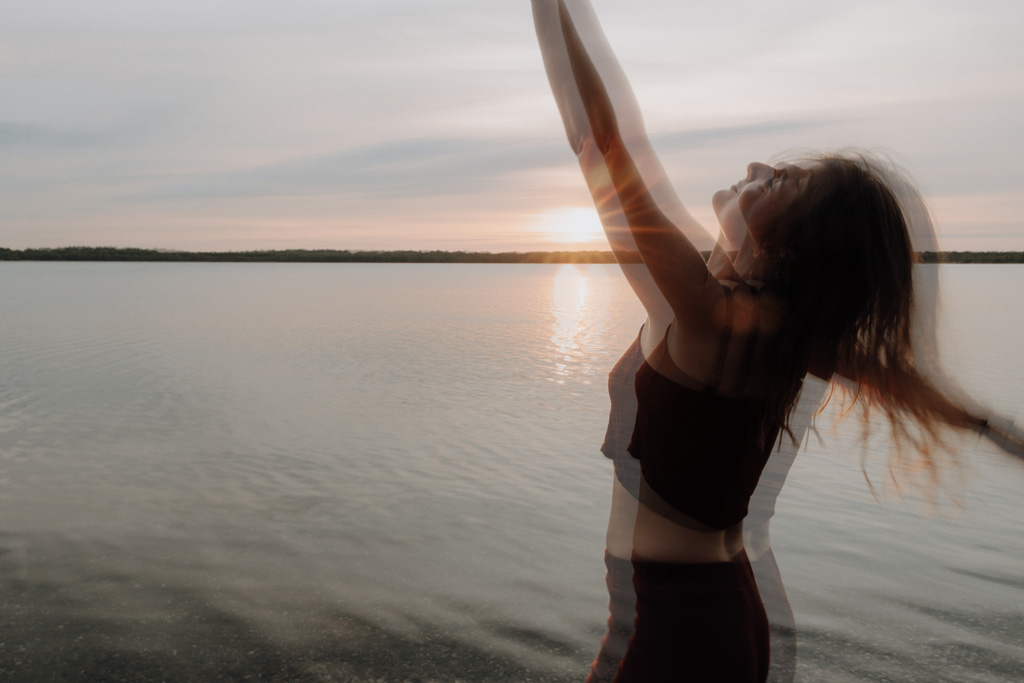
[{"x1": 529, "y1": 206, "x2": 605, "y2": 245}]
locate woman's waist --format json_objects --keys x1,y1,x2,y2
[{"x1": 631, "y1": 497, "x2": 744, "y2": 564}]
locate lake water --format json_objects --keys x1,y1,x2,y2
[{"x1": 1, "y1": 262, "x2": 1022, "y2": 682}]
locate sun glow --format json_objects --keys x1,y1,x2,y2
[{"x1": 529, "y1": 206, "x2": 604, "y2": 245}]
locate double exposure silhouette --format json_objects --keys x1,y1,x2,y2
[{"x1": 532, "y1": 1, "x2": 1024, "y2": 681}]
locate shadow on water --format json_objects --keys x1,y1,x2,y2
[{"x1": 0, "y1": 535, "x2": 585, "y2": 683}]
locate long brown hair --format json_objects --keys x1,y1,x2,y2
[{"x1": 762, "y1": 152, "x2": 982, "y2": 485}]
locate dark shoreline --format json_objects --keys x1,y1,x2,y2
[{"x1": 2, "y1": 246, "x2": 1022, "y2": 264}]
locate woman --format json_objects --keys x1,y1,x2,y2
[{"x1": 532, "y1": 1, "x2": 1021, "y2": 681}]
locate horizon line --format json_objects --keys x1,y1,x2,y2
[{"x1": 3, "y1": 246, "x2": 1024, "y2": 264}]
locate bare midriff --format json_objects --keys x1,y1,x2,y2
[
  {"x1": 631, "y1": 499, "x2": 744, "y2": 564},
  {"x1": 623, "y1": 477, "x2": 744, "y2": 563}
]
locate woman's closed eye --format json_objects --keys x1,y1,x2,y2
[{"x1": 769, "y1": 168, "x2": 789, "y2": 190}]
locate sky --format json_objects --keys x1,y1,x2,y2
[{"x1": 2, "y1": 0, "x2": 1022, "y2": 252}]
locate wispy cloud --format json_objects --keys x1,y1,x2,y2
[
  {"x1": 143, "y1": 136, "x2": 567, "y2": 201},
  {"x1": 651, "y1": 119, "x2": 834, "y2": 151}
]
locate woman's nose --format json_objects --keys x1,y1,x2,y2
[{"x1": 746, "y1": 162, "x2": 774, "y2": 181}]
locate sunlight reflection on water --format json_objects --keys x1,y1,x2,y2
[{"x1": 549, "y1": 264, "x2": 593, "y2": 384}]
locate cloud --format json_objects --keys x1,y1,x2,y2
[
  {"x1": 651, "y1": 119, "x2": 834, "y2": 151},
  {"x1": 122, "y1": 118, "x2": 835, "y2": 205},
  {"x1": 0, "y1": 120, "x2": 152, "y2": 151},
  {"x1": 128, "y1": 136, "x2": 567, "y2": 202}
]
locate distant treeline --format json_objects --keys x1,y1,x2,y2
[
  {"x1": 1, "y1": 246, "x2": 1022, "y2": 264},
  {"x1": 0, "y1": 247, "x2": 637, "y2": 263},
  {"x1": 916, "y1": 251, "x2": 1024, "y2": 264}
]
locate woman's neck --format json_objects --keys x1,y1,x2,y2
[
  {"x1": 709, "y1": 232, "x2": 781, "y2": 284},
  {"x1": 731, "y1": 233, "x2": 784, "y2": 283}
]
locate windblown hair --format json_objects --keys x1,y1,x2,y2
[{"x1": 762, "y1": 152, "x2": 983, "y2": 486}]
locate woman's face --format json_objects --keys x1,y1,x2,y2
[{"x1": 713, "y1": 161, "x2": 820, "y2": 248}]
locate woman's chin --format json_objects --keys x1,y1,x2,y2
[{"x1": 711, "y1": 188, "x2": 733, "y2": 210}]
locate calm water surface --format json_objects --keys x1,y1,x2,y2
[{"x1": 1, "y1": 262, "x2": 1022, "y2": 682}]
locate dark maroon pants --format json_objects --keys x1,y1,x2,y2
[
  {"x1": 612, "y1": 550, "x2": 770, "y2": 683},
  {"x1": 587, "y1": 551, "x2": 638, "y2": 683}
]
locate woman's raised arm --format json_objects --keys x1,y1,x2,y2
[{"x1": 533, "y1": 0, "x2": 726, "y2": 329}]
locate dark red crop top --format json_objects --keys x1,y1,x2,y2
[{"x1": 627, "y1": 290, "x2": 781, "y2": 531}]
